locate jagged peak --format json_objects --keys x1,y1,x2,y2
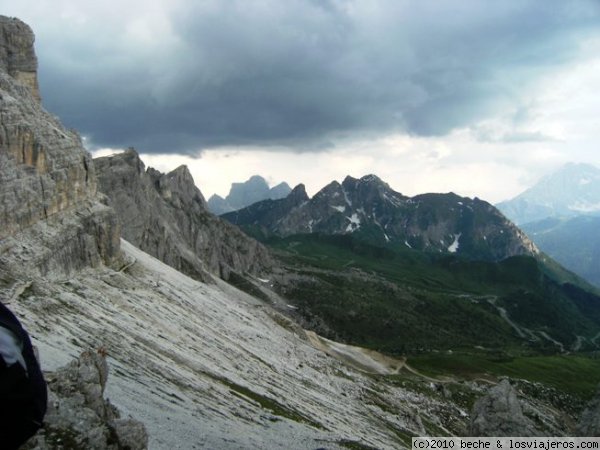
[
  {"x1": 272, "y1": 181, "x2": 291, "y2": 190},
  {"x1": 95, "y1": 147, "x2": 146, "y2": 175},
  {"x1": 231, "y1": 175, "x2": 269, "y2": 191},
  {"x1": 208, "y1": 193, "x2": 225, "y2": 202},
  {"x1": 342, "y1": 174, "x2": 390, "y2": 192},
  {"x1": 342, "y1": 175, "x2": 359, "y2": 186},
  {"x1": 313, "y1": 180, "x2": 344, "y2": 200},
  {"x1": 359, "y1": 174, "x2": 384, "y2": 184},
  {"x1": 288, "y1": 183, "x2": 309, "y2": 202},
  {"x1": 167, "y1": 164, "x2": 193, "y2": 180},
  {"x1": 247, "y1": 174, "x2": 268, "y2": 183}
]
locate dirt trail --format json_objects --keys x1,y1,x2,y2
[
  {"x1": 304, "y1": 330, "x2": 405, "y2": 375},
  {"x1": 304, "y1": 330, "x2": 501, "y2": 388}
]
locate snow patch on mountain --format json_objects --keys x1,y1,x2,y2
[
  {"x1": 345, "y1": 213, "x2": 361, "y2": 232},
  {"x1": 448, "y1": 233, "x2": 461, "y2": 253},
  {"x1": 343, "y1": 189, "x2": 352, "y2": 206},
  {"x1": 568, "y1": 201, "x2": 600, "y2": 213}
]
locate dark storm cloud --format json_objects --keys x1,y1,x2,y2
[{"x1": 34, "y1": 0, "x2": 600, "y2": 153}]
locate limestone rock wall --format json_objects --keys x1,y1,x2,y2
[
  {"x1": 0, "y1": 17, "x2": 40, "y2": 101},
  {"x1": 0, "y1": 15, "x2": 120, "y2": 276},
  {"x1": 95, "y1": 149, "x2": 272, "y2": 281}
]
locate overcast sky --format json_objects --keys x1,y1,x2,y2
[{"x1": 2, "y1": 0, "x2": 600, "y2": 202}]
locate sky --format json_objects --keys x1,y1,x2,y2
[{"x1": 2, "y1": 0, "x2": 600, "y2": 202}]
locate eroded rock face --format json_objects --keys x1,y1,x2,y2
[
  {"x1": 469, "y1": 379, "x2": 541, "y2": 436},
  {"x1": 0, "y1": 16, "x2": 40, "y2": 101},
  {"x1": 23, "y1": 350, "x2": 148, "y2": 450},
  {"x1": 0, "y1": 15, "x2": 120, "y2": 277},
  {"x1": 95, "y1": 149, "x2": 272, "y2": 281}
]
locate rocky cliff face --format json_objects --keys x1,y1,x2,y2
[
  {"x1": 0, "y1": 16, "x2": 40, "y2": 101},
  {"x1": 0, "y1": 16, "x2": 119, "y2": 278},
  {"x1": 224, "y1": 174, "x2": 537, "y2": 261},
  {"x1": 94, "y1": 149, "x2": 272, "y2": 281}
]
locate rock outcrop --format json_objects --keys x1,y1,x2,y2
[
  {"x1": 23, "y1": 350, "x2": 148, "y2": 449},
  {"x1": 0, "y1": 15, "x2": 120, "y2": 278},
  {"x1": 0, "y1": 16, "x2": 40, "y2": 101},
  {"x1": 469, "y1": 379, "x2": 541, "y2": 436},
  {"x1": 94, "y1": 149, "x2": 272, "y2": 281},
  {"x1": 578, "y1": 384, "x2": 600, "y2": 436}
]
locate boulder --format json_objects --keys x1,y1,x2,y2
[
  {"x1": 23, "y1": 350, "x2": 148, "y2": 450},
  {"x1": 469, "y1": 379, "x2": 541, "y2": 436}
]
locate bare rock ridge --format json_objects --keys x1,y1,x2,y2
[
  {"x1": 94, "y1": 148, "x2": 272, "y2": 281},
  {"x1": 0, "y1": 15, "x2": 119, "y2": 277},
  {"x1": 0, "y1": 16, "x2": 40, "y2": 101},
  {"x1": 24, "y1": 350, "x2": 148, "y2": 450}
]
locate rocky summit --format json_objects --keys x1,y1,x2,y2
[
  {"x1": 94, "y1": 149, "x2": 273, "y2": 281},
  {"x1": 224, "y1": 174, "x2": 537, "y2": 261},
  {"x1": 0, "y1": 16, "x2": 40, "y2": 102}
]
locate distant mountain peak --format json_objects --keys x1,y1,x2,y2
[
  {"x1": 288, "y1": 183, "x2": 309, "y2": 201},
  {"x1": 497, "y1": 162, "x2": 600, "y2": 224},
  {"x1": 207, "y1": 175, "x2": 292, "y2": 215},
  {"x1": 359, "y1": 174, "x2": 384, "y2": 184}
]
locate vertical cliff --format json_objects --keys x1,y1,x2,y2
[
  {"x1": 0, "y1": 16, "x2": 119, "y2": 277},
  {"x1": 0, "y1": 16, "x2": 40, "y2": 101}
]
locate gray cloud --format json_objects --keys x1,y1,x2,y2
[{"x1": 21, "y1": 0, "x2": 600, "y2": 153}]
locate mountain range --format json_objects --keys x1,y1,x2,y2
[
  {"x1": 223, "y1": 174, "x2": 537, "y2": 262},
  {"x1": 207, "y1": 175, "x2": 291, "y2": 215},
  {"x1": 2, "y1": 16, "x2": 600, "y2": 448}
]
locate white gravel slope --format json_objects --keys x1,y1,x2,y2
[{"x1": 9, "y1": 239, "x2": 453, "y2": 449}]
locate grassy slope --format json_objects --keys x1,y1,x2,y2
[
  {"x1": 242, "y1": 231, "x2": 600, "y2": 407},
  {"x1": 264, "y1": 233, "x2": 600, "y2": 355},
  {"x1": 408, "y1": 352, "x2": 600, "y2": 400}
]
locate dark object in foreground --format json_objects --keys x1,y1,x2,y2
[{"x1": 0, "y1": 302, "x2": 48, "y2": 449}]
